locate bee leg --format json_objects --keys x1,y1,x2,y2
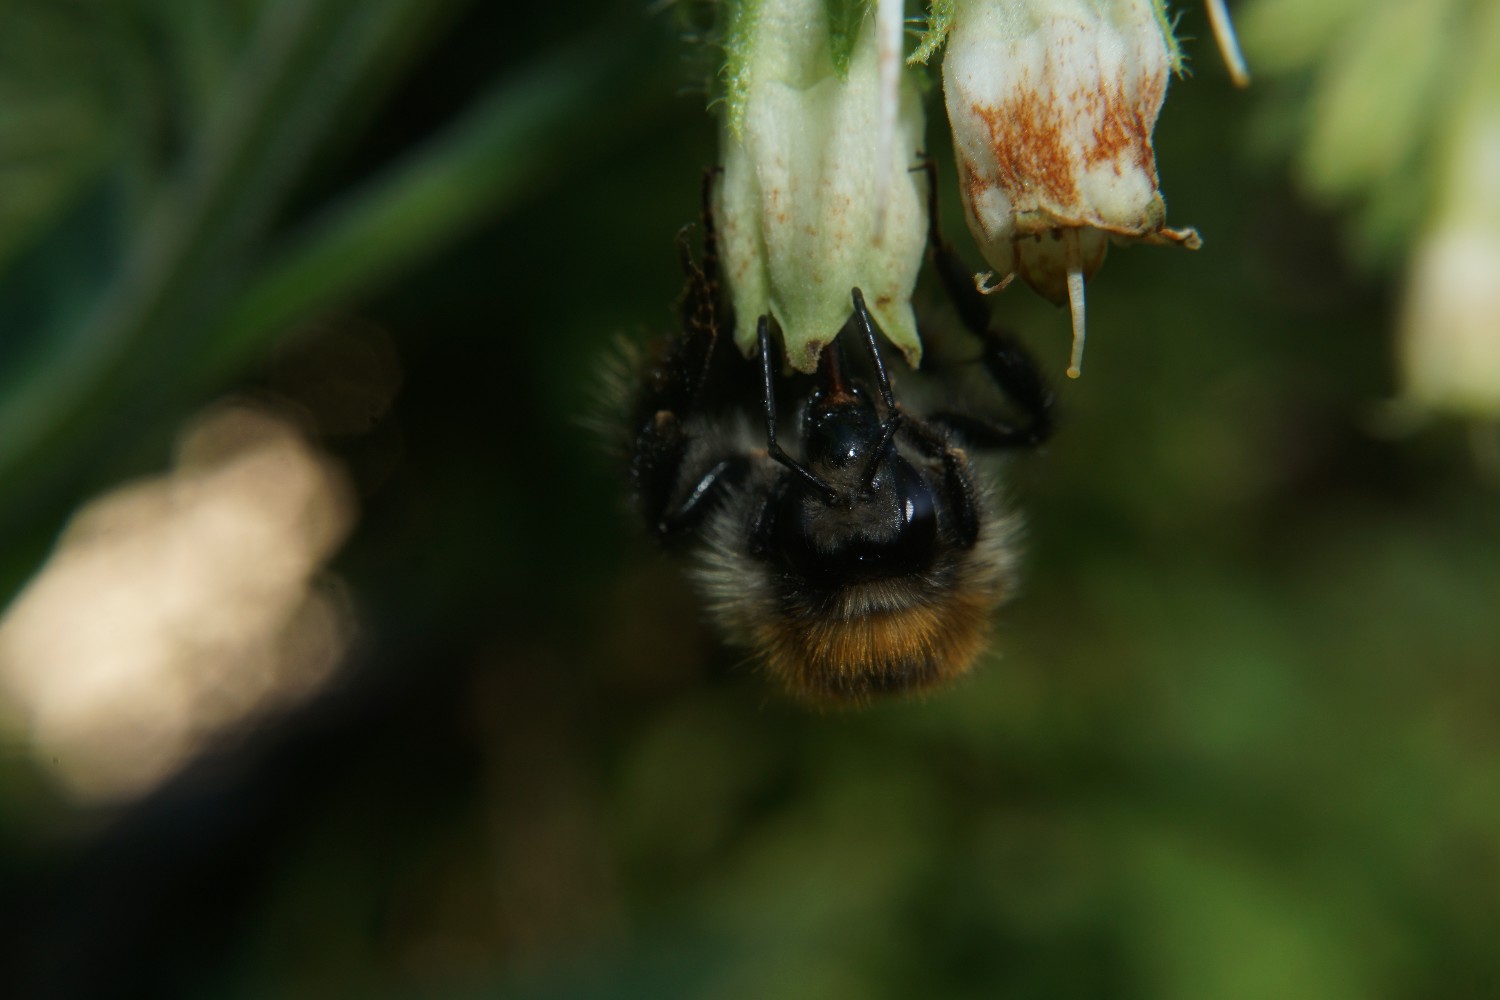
[
  {"x1": 915, "y1": 155, "x2": 994, "y2": 341},
  {"x1": 654, "y1": 457, "x2": 752, "y2": 539},
  {"x1": 758, "y1": 316, "x2": 835, "y2": 499},
  {"x1": 912, "y1": 158, "x2": 1054, "y2": 450},
  {"x1": 938, "y1": 449, "x2": 982, "y2": 548},
  {"x1": 669, "y1": 228, "x2": 720, "y2": 407},
  {"x1": 665, "y1": 165, "x2": 731, "y2": 358},
  {"x1": 631, "y1": 410, "x2": 751, "y2": 542},
  {"x1": 928, "y1": 338, "x2": 1054, "y2": 450},
  {"x1": 631, "y1": 176, "x2": 750, "y2": 545}
]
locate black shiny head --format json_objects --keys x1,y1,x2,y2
[
  {"x1": 749, "y1": 325, "x2": 942, "y2": 584},
  {"x1": 745, "y1": 304, "x2": 951, "y2": 586},
  {"x1": 802, "y1": 387, "x2": 881, "y2": 470},
  {"x1": 768, "y1": 442, "x2": 940, "y2": 585}
]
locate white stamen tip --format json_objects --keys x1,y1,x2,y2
[
  {"x1": 1205, "y1": 0, "x2": 1251, "y2": 88},
  {"x1": 1063, "y1": 231, "x2": 1086, "y2": 379}
]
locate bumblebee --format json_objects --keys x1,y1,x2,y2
[{"x1": 627, "y1": 181, "x2": 1053, "y2": 705}]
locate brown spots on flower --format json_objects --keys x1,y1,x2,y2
[
  {"x1": 1084, "y1": 73, "x2": 1163, "y2": 181},
  {"x1": 971, "y1": 85, "x2": 1079, "y2": 207},
  {"x1": 970, "y1": 68, "x2": 1168, "y2": 215}
]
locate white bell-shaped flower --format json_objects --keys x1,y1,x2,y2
[
  {"x1": 942, "y1": 0, "x2": 1200, "y2": 376},
  {"x1": 716, "y1": 0, "x2": 928, "y2": 373}
]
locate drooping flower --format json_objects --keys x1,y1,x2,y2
[
  {"x1": 939, "y1": 0, "x2": 1201, "y2": 376},
  {"x1": 716, "y1": 0, "x2": 928, "y2": 373},
  {"x1": 1403, "y1": 226, "x2": 1500, "y2": 419},
  {"x1": 1238, "y1": 0, "x2": 1498, "y2": 419},
  {"x1": 1399, "y1": 2, "x2": 1500, "y2": 418}
]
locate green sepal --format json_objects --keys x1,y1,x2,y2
[
  {"x1": 824, "y1": 0, "x2": 870, "y2": 79},
  {"x1": 722, "y1": 0, "x2": 763, "y2": 139},
  {"x1": 906, "y1": 0, "x2": 953, "y2": 66},
  {"x1": 1151, "y1": 0, "x2": 1188, "y2": 77}
]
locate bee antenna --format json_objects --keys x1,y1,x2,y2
[
  {"x1": 849, "y1": 288, "x2": 898, "y2": 413},
  {"x1": 850, "y1": 287, "x2": 904, "y2": 492},
  {"x1": 859, "y1": 415, "x2": 901, "y2": 494},
  {"x1": 758, "y1": 315, "x2": 837, "y2": 501}
]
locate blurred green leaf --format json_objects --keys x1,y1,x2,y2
[
  {"x1": 0, "y1": 0, "x2": 654, "y2": 578},
  {"x1": 0, "y1": 1, "x2": 134, "y2": 272},
  {"x1": 202, "y1": 37, "x2": 627, "y2": 381}
]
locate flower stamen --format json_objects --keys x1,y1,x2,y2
[
  {"x1": 1063, "y1": 228, "x2": 1087, "y2": 379},
  {"x1": 1204, "y1": 0, "x2": 1250, "y2": 88}
]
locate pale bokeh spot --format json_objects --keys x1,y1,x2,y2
[{"x1": 0, "y1": 402, "x2": 358, "y2": 804}]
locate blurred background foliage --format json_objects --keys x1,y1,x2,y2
[{"x1": 2, "y1": 0, "x2": 1499, "y2": 997}]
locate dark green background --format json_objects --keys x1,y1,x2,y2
[{"x1": 3, "y1": 1, "x2": 1498, "y2": 997}]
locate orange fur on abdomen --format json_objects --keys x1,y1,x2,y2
[{"x1": 757, "y1": 582, "x2": 998, "y2": 704}]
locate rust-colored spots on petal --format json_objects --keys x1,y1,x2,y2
[
  {"x1": 1085, "y1": 72, "x2": 1163, "y2": 181},
  {"x1": 972, "y1": 85, "x2": 1079, "y2": 208}
]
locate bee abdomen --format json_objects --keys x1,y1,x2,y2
[{"x1": 758, "y1": 591, "x2": 997, "y2": 704}]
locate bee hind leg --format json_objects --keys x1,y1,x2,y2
[
  {"x1": 631, "y1": 410, "x2": 751, "y2": 544},
  {"x1": 927, "y1": 337, "x2": 1054, "y2": 450},
  {"x1": 911, "y1": 158, "x2": 1054, "y2": 451}
]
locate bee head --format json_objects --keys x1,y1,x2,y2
[
  {"x1": 765, "y1": 387, "x2": 939, "y2": 586},
  {"x1": 802, "y1": 385, "x2": 881, "y2": 470}
]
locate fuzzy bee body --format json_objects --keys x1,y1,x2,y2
[
  {"x1": 626, "y1": 180, "x2": 1052, "y2": 705},
  {"x1": 690, "y1": 443, "x2": 1020, "y2": 702}
]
